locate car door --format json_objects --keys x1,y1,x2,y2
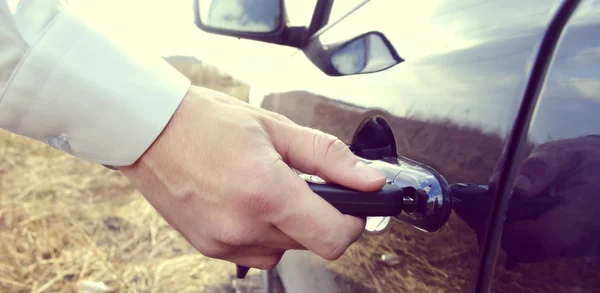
[
  {"x1": 248, "y1": 0, "x2": 572, "y2": 292},
  {"x1": 489, "y1": 1, "x2": 600, "y2": 292}
]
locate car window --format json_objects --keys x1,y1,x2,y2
[
  {"x1": 491, "y1": 2, "x2": 600, "y2": 292},
  {"x1": 251, "y1": 0, "x2": 562, "y2": 291}
]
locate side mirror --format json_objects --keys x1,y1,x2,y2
[
  {"x1": 193, "y1": 0, "x2": 310, "y2": 48},
  {"x1": 304, "y1": 31, "x2": 404, "y2": 77},
  {"x1": 196, "y1": 0, "x2": 283, "y2": 34}
]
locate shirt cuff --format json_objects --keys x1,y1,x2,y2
[{"x1": 0, "y1": 9, "x2": 190, "y2": 166}]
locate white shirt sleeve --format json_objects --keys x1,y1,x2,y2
[{"x1": 0, "y1": 0, "x2": 190, "y2": 166}]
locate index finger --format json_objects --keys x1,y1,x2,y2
[{"x1": 269, "y1": 161, "x2": 365, "y2": 260}]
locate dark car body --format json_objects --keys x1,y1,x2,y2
[{"x1": 199, "y1": 0, "x2": 600, "y2": 292}]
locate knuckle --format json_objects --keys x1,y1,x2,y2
[
  {"x1": 241, "y1": 119, "x2": 267, "y2": 136},
  {"x1": 215, "y1": 225, "x2": 251, "y2": 247},
  {"x1": 253, "y1": 256, "x2": 282, "y2": 270},
  {"x1": 270, "y1": 112, "x2": 293, "y2": 124},
  {"x1": 320, "y1": 237, "x2": 347, "y2": 261},
  {"x1": 315, "y1": 132, "x2": 349, "y2": 161},
  {"x1": 249, "y1": 193, "x2": 282, "y2": 218},
  {"x1": 250, "y1": 159, "x2": 280, "y2": 180},
  {"x1": 201, "y1": 244, "x2": 231, "y2": 259},
  {"x1": 243, "y1": 163, "x2": 288, "y2": 218},
  {"x1": 242, "y1": 183, "x2": 283, "y2": 218}
]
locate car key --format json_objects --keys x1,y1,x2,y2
[
  {"x1": 301, "y1": 174, "x2": 415, "y2": 216},
  {"x1": 236, "y1": 175, "x2": 414, "y2": 279}
]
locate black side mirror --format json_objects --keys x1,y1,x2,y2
[
  {"x1": 304, "y1": 31, "x2": 404, "y2": 77},
  {"x1": 195, "y1": 0, "x2": 284, "y2": 34},
  {"x1": 193, "y1": 0, "x2": 313, "y2": 48}
]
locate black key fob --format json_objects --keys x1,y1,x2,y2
[{"x1": 301, "y1": 174, "x2": 407, "y2": 217}]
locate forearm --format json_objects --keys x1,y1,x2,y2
[{"x1": 0, "y1": 0, "x2": 190, "y2": 166}]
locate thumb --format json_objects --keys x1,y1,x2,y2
[
  {"x1": 514, "y1": 151, "x2": 561, "y2": 196},
  {"x1": 271, "y1": 123, "x2": 386, "y2": 192}
]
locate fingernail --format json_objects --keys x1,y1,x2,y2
[
  {"x1": 514, "y1": 175, "x2": 533, "y2": 195},
  {"x1": 354, "y1": 161, "x2": 386, "y2": 182}
]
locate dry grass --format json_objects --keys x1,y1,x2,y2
[{"x1": 0, "y1": 130, "x2": 244, "y2": 293}]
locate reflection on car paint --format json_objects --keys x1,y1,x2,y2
[
  {"x1": 249, "y1": 0, "x2": 599, "y2": 292},
  {"x1": 251, "y1": 1, "x2": 600, "y2": 292},
  {"x1": 492, "y1": 3, "x2": 600, "y2": 292}
]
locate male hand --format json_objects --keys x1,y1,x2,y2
[
  {"x1": 497, "y1": 135, "x2": 600, "y2": 263},
  {"x1": 120, "y1": 86, "x2": 386, "y2": 269}
]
